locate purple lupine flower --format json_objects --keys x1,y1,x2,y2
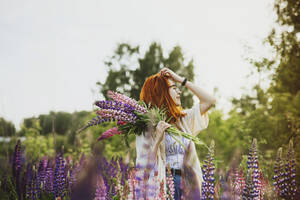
[
  {"x1": 21, "y1": 170, "x2": 27, "y2": 200},
  {"x1": 95, "y1": 100, "x2": 136, "y2": 114},
  {"x1": 96, "y1": 107, "x2": 137, "y2": 123},
  {"x1": 94, "y1": 175, "x2": 106, "y2": 200},
  {"x1": 96, "y1": 157, "x2": 132, "y2": 199},
  {"x1": 201, "y1": 140, "x2": 215, "y2": 200},
  {"x1": 273, "y1": 141, "x2": 297, "y2": 199},
  {"x1": 25, "y1": 164, "x2": 38, "y2": 200},
  {"x1": 32, "y1": 167, "x2": 38, "y2": 200},
  {"x1": 35, "y1": 162, "x2": 42, "y2": 199},
  {"x1": 107, "y1": 90, "x2": 147, "y2": 114},
  {"x1": 57, "y1": 157, "x2": 67, "y2": 198},
  {"x1": 63, "y1": 160, "x2": 70, "y2": 197},
  {"x1": 40, "y1": 156, "x2": 48, "y2": 191},
  {"x1": 45, "y1": 160, "x2": 54, "y2": 194},
  {"x1": 242, "y1": 138, "x2": 261, "y2": 200},
  {"x1": 12, "y1": 140, "x2": 22, "y2": 178},
  {"x1": 79, "y1": 98, "x2": 140, "y2": 132},
  {"x1": 53, "y1": 153, "x2": 63, "y2": 198},
  {"x1": 284, "y1": 140, "x2": 297, "y2": 199},
  {"x1": 243, "y1": 171, "x2": 255, "y2": 200},
  {"x1": 119, "y1": 158, "x2": 129, "y2": 186},
  {"x1": 273, "y1": 147, "x2": 285, "y2": 197},
  {"x1": 36, "y1": 158, "x2": 48, "y2": 198},
  {"x1": 69, "y1": 163, "x2": 80, "y2": 191},
  {"x1": 78, "y1": 115, "x2": 106, "y2": 132},
  {"x1": 12, "y1": 140, "x2": 22, "y2": 199},
  {"x1": 25, "y1": 163, "x2": 33, "y2": 199}
]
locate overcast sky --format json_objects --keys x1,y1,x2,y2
[{"x1": 0, "y1": 0, "x2": 275, "y2": 129}]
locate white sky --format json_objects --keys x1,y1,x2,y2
[{"x1": 0, "y1": 0, "x2": 276, "y2": 129}]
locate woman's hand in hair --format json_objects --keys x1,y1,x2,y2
[
  {"x1": 160, "y1": 68, "x2": 184, "y2": 83},
  {"x1": 155, "y1": 121, "x2": 171, "y2": 145}
]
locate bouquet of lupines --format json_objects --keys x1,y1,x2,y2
[{"x1": 79, "y1": 90, "x2": 206, "y2": 148}]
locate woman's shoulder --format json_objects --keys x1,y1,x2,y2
[{"x1": 181, "y1": 102, "x2": 200, "y2": 118}]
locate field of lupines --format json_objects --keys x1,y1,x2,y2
[{"x1": 0, "y1": 139, "x2": 299, "y2": 200}]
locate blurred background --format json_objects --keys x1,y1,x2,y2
[{"x1": 0, "y1": 0, "x2": 299, "y2": 195}]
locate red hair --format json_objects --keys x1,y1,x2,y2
[{"x1": 140, "y1": 73, "x2": 186, "y2": 123}]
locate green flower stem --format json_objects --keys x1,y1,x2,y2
[
  {"x1": 167, "y1": 126, "x2": 209, "y2": 149},
  {"x1": 168, "y1": 132, "x2": 187, "y2": 151}
]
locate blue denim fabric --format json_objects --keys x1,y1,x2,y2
[{"x1": 173, "y1": 173, "x2": 182, "y2": 200}]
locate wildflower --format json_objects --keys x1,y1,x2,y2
[
  {"x1": 12, "y1": 140, "x2": 22, "y2": 199},
  {"x1": 94, "y1": 175, "x2": 106, "y2": 200},
  {"x1": 97, "y1": 127, "x2": 122, "y2": 141},
  {"x1": 273, "y1": 147, "x2": 284, "y2": 196},
  {"x1": 127, "y1": 169, "x2": 137, "y2": 200},
  {"x1": 53, "y1": 153, "x2": 66, "y2": 198},
  {"x1": 45, "y1": 161, "x2": 54, "y2": 194},
  {"x1": 26, "y1": 164, "x2": 34, "y2": 199},
  {"x1": 285, "y1": 140, "x2": 297, "y2": 199},
  {"x1": 107, "y1": 90, "x2": 147, "y2": 114},
  {"x1": 242, "y1": 138, "x2": 264, "y2": 200},
  {"x1": 201, "y1": 140, "x2": 215, "y2": 200},
  {"x1": 166, "y1": 165, "x2": 175, "y2": 200},
  {"x1": 232, "y1": 168, "x2": 245, "y2": 196}
]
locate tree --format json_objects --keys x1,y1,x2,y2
[
  {"x1": 0, "y1": 117, "x2": 16, "y2": 137},
  {"x1": 97, "y1": 42, "x2": 196, "y2": 108},
  {"x1": 232, "y1": 0, "x2": 300, "y2": 182},
  {"x1": 18, "y1": 111, "x2": 91, "y2": 136}
]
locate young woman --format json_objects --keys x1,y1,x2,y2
[{"x1": 136, "y1": 68, "x2": 216, "y2": 199}]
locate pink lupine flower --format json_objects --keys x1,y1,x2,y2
[
  {"x1": 107, "y1": 90, "x2": 147, "y2": 113},
  {"x1": 128, "y1": 169, "x2": 137, "y2": 200},
  {"x1": 117, "y1": 120, "x2": 127, "y2": 126},
  {"x1": 94, "y1": 175, "x2": 106, "y2": 200},
  {"x1": 166, "y1": 167, "x2": 175, "y2": 200},
  {"x1": 158, "y1": 180, "x2": 167, "y2": 200},
  {"x1": 96, "y1": 109, "x2": 137, "y2": 123},
  {"x1": 257, "y1": 171, "x2": 268, "y2": 199},
  {"x1": 232, "y1": 168, "x2": 245, "y2": 196},
  {"x1": 97, "y1": 127, "x2": 122, "y2": 141}
]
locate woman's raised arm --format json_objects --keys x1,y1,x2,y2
[{"x1": 160, "y1": 68, "x2": 216, "y2": 114}]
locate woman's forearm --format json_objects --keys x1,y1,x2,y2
[
  {"x1": 184, "y1": 80, "x2": 216, "y2": 104},
  {"x1": 184, "y1": 79, "x2": 216, "y2": 114}
]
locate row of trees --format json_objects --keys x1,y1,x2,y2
[{"x1": 0, "y1": 111, "x2": 90, "y2": 137}]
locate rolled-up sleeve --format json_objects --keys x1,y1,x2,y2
[{"x1": 183, "y1": 102, "x2": 209, "y2": 136}]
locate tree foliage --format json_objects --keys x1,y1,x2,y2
[
  {"x1": 232, "y1": 0, "x2": 300, "y2": 182},
  {"x1": 19, "y1": 111, "x2": 90, "y2": 136},
  {"x1": 97, "y1": 42, "x2": 196, "y2": 108},
  {"x1": 0, "y1": 117, "x2": 16, "y2": 137}
]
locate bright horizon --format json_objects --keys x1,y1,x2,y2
[{"x1": 0, "y1": 0, "x2": 276, "y2": 130}]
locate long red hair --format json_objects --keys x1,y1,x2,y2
[{"x1": 140, "y1": 73, "x2": 186, "y2": 123}]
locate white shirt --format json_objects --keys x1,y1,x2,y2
[
  {"x1": 165, "y1": 132, "x2": 189, "y2": 169},
  {"x1": 135, "y1": 102, "x2": 209, "y2": 198}
]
